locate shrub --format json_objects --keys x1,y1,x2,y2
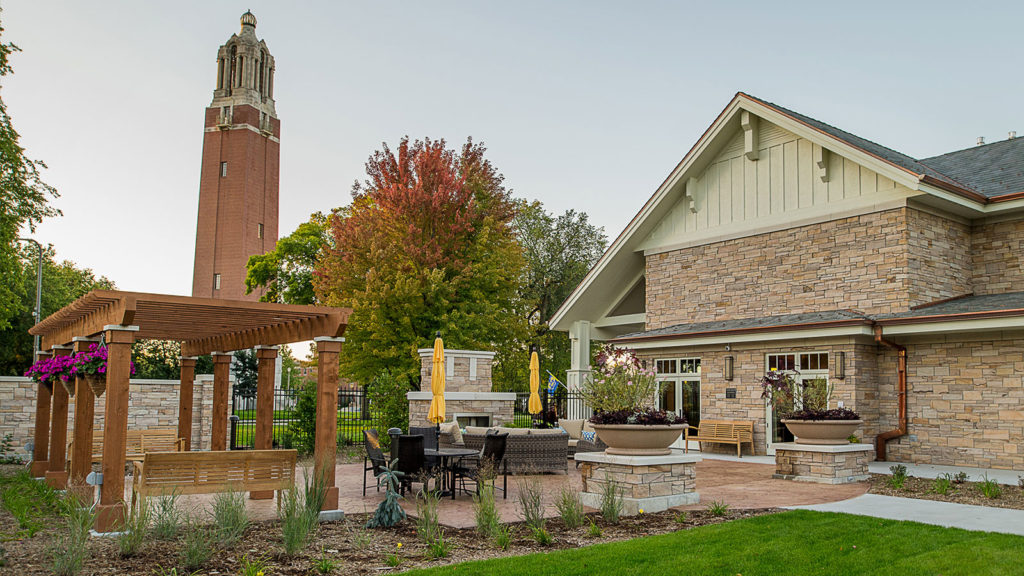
[
  {"x1": 785, "y1": 407, "x2": 861, "y2": 421},
  {"x1": 289, "y1": 378, "x2": 319, "y2": 455},
  {"x1": 426, "y1": 532, "x2": 452, "y2": 559},
  {"x1": 366, "y1": 460, "x2": 406, "y2": 529},
  {"x1": 888, "y1": 464, "x2": 908, "y2": 490},
  {"x1": 674, "y1": 511, "x2": 688, "y2": 524},
  {"x1": 151, "y1": 492, "x2": 183, "y2": 540},
  {"x1": 493, "y1": 523, "x2": 513, "y2": 550},
  {"x1": 587, "y1": 519, "x2": 602, "y2": 538},
  {"x1": 932, "y1": 474, "x2": 953, "y2": 495},
  {"x1": 952, "y1": 471, "x2": 968, "y2": 484},
  {"x1": 599, "y1": 476, "x2": 623, "y2": 525},
  {"x1": 50, "y1": 496, "x2": 95, "y2": 576},
  {"x1": 555, "y1": 484, "x2": 585, "y2": 529},
  {"x1": 280, "y1": 485, "x2": 316, "y2": 555},
  {"x1": 472, "y1": 480, "x2": 500, "y2": 537},
  {"x1": 979, "y1": 474, "x2": 1002, "y2": 499},
  {"x1": 515, "y1": 476, "x2": 546, "y2": 535},
  {"x1": 117, "y1": 501, "x2": 149, "y2": 558},
  {"x1": 180, "y1": 516, "x2": 215, "y2": 571},
  {"x1": 708, "y1": 500, "x2": 730, "y2": 517},
  {"x1": 367, "y1": 369, "x2": 411, "y2": 449},
  {"x1": 238, "y1": 553, "x2": 268, "y2": 576},
  {"x1": 415, "y1": 489, "x2": 441, "y2": 543},
  {"x1": 312, "y1": 548, "x2": 341, "y2": 574},
  {"x1": 211, "y1": 488, "x2": 248, "y2": 546}
]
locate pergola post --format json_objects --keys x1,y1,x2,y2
[
  {"x1": 95, "y1": 325, "x2": 138, "y2": 533},
  {"x1": 178, "y1": 356, "x2": 198, "y2": 451},
  {"x1": 211, "y1": 352, "x2": 233, "y2": 451},
  {"x1": 251, "y1": 345, "x2": 279, "y2": 500},
  {"x1": 314, "y1": 337, "x2": 343, "y2": 511},
  {"x1": 68, "y1": 337, "x2": 100, "y2": 503},
  {"x1": 29, "y1": 350, "x2": 54, "y2": 477},
  {"x1": 45, "y1": 345, "x2": 73, "y2": 489}
]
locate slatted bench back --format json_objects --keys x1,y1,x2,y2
[
  {"x1": 696, "y1": 420, "x2": 753, "y2": 441},
  {"x1": 88, "y1": 429, "x2": 181, "y2": 460},
  {"x1": 137, "y1": 450, "x2": 297, "y2": 497}
]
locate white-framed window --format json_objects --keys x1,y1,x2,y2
[
  {"x1": 220, "y1": 162, "x2": 228, "y2": 178},
  {"x1": 765, "y1": 351, "x2": 829, "y2": 445},
  {"x1": 213, "y1": 273, "x2": 221, "y2": 291},
  {"x1": 655, "y1": 357, "x2": 701, "y2": 427}
]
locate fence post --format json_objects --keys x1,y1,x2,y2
[
  {"x1": 229, "y1": 415, "x2": 239, "y2": 450},
  {"x1": 360, "y1": 387, "x2": 370, "y2": 420}
]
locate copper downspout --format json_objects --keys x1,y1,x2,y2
[{"x1": 874, "y1": 325, "x2": 907, "y2": 461}]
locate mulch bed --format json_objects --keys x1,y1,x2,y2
[
  {"x1": 867, "y1": 473, "x2": 1024, "y2": 510},
  {"x1": 1, "y1": 505, "x2": 776, "y2": 575}
]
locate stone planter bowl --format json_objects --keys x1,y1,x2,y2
[
  {"x1": 781, "y1": 419, "x2": 863, "y2": 445},
  {"x1": 591, "y1": 423, "x2": 686, "y2": 456}
]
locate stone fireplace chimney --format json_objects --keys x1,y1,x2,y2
[{"x1": 406, "y1": 349, "x2": 515, "y2": 428}]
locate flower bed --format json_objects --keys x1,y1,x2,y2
[{"x1": 868, "y1": 473, "x2": 1024, "y2": 510}]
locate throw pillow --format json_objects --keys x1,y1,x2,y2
[{"x1": 581, "y1": 430, "x2": 596, "y2": 442}]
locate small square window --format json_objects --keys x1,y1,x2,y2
[
  {"x1": 257, "y1": 223, "x2": 264, "y2": 239},
  {"x1": 220, "y1": 162, "x2": 228, "y2": 178},
  {"x1": 213, "y1": 273, "x2": 221, "y2": 291}
]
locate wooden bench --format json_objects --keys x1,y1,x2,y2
[
  {"x1": 131, "y1": 449, "x2": 297, "y2": 509},
  {"x1": 70, "y1": 428, "x2": 185, "y2": 464},
  {"x1": 684, "y1": 420, "x2": 755, "y2": 457}
]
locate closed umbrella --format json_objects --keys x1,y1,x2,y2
[
  {"x1": 428, "y1": 334, "x2": 446, "y2": 425},
  {"x1": 528, "y1": 350, "x2": 542, "y2": 415}
]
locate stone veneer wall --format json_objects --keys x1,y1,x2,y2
[
  {"x1": 409, "y1": 399, "x2": 514, "y2": 428},
  {"x1": 636, "y1": 340, "x2": 878, "y2": 456},
  {"x1": 971, "y1": 218, "x2": 1024, "y2": 295},
  {"x1": 905, "y1": 209, "x2": 972, "y2": 307},
  {"x1": 0, "y1": 376, "x2": 218, "y2": 458},
  {"x1": 645, "y1": 209, "x2": 910, "y2": 329},
  {"x1": 877, "y1": 334, "x2": 1024, "y2": 470},
  {"x1": 409, "y1": 349, "x2": 514, "y2": 427}
]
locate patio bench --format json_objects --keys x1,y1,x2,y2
[
  {"x1": 69, "y1": 428, "x2": 185, "y2": 465},
  {"x1": 684, "y1": 420, "x2": 755, "y2": 457},
  {"x1": 131, "y1": 449, "x2": 296, "y2": 509}
]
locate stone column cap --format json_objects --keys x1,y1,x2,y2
[
  {"x1": 773, "y1": 442, "x2": 875, "y2": 453},
  {"x1": 253, "y1": 345, "x2": 280, "y2": 350},
  {"x1": 102, "y1": 324, "x2": 140, "y2": 331},
  {"x1": 574, "y1": 451, "x2": 702, "y2": 466},
  {"x1": 71, "y1": 336, "x2": 100, "y2": 342},
  {"x1": 313, "y1": 337, "x2": 345, "y2": 343},
  {"x1": 179, "y1": 356, "x2": 200, "y2": 361}
]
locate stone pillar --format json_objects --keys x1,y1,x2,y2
[
  {"x1": 773, "y1": 443, "x2": 875, "y2": 484},
  {"x1": 210, "y1": 352, "x2": 233, "y2": 451},
  {"x1": 95, "y1": 325, "x2": 138, "y2": 533},
  {"x1": 576, "y1": 452, "x2": 701, "y2": 515},
  {"x1": 178, "y1": 356, "x2": 198, "y2": 451},
  {"x1": 68, "y1": 337, "x2": 99, "y2": 503},
  {"x1": 567, "y1": 320, "x2": 592, "y2": 392},
  {"x1": 251, "y1": 345, "x2": 279, "y2": 500},
  {"x1": 314, "y1": 337, "x2": 344, "y2": 512},
  {"x1": 45, "y1": 345, "x2": 73, "y2": 489},
  {"x1": 29, "y1": 350, "x2": 53, "y2": 477}
]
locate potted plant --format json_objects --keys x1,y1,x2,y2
[
  {"x1": 24, "y1": 355, "x2": 77, "y2": 396},
  {"x1": 579, "y1": 345, "x2": 686, "y2": 456},
  {"x1": 760, "y1": 370, "x2": 861, "y2": 445},
  {"x1": 72, "y1": 343, "x2": 136, "y2": 397}
]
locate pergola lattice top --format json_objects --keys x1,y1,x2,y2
[{"x1": 30, "y1": 290, "x2": 350, "y2": 356}]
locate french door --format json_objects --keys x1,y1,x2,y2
[
  {"x1": 765, "y1": 352, "x2": 829, "y2": 455},
  {"x1": 657, "y1": 378, "x2": 700, "y2": 449}
]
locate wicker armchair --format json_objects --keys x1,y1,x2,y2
[{"x1": 439, "y1": 428, "x2": 568, "y2": 474}]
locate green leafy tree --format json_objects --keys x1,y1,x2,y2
[
  {"x1": 131, "y1": 340, "x2": 214, "y2": 380},
  {"x1": 245, "y1": 212, "x2": 330, "y2": 304},
  {"x1": 316, "y1": 137, "x2": 528, "y2": 387},
  {"x1": 231, "y1": 349, "x2": 259, "y2": 398},
  {"x1": 0, "y1": 246, "x2": 114, "y2": 376},
  {"x1": 279, "y1": 345, "x2": 303, "y2": 390},
  {"x1": 0, "y1": 15, "x2": 61, "y2": 329},
  {"x1": 367, "y1": 369, "x2": 411, "y2": 447}
]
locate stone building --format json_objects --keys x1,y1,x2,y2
[
  {"x1": 552, "y1": 93, "x2": 1024, "y2": 470},
  {"x1": 192, "y1": 11, "x2": 280, "y2": 301}
]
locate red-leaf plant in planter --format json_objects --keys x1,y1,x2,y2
[
  {"x1": 759, "y1": 369, "x2": 862, "y2": 445},
  {"x1": 580, "y1": 345, "x2": 686, "y2": 456}
]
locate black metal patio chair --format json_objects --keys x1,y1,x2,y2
[{"x1": 362, "y1": 428, "x2": 389, "y2": 496}]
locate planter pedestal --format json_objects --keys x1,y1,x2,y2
[
  {"x1": 576, "y1": 451, "x2": 700, "y2": 515},
  {"x1": 773, "y1": 443, "x2": 874, "y2": 484}
]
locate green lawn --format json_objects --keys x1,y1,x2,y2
[{"x1": 402, "y1": 510, "x2": 1024, "y2": 576}]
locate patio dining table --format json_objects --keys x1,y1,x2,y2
[{"x1": 425, "y1": 447, "x2": 478, "y2": 499}]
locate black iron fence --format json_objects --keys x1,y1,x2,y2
[
  {"x1": 230, "y1": 388, "x2": 385, "y2": 450},
  {"x1": 512, "y1": 390, "x2": 591, "y2": 426}
]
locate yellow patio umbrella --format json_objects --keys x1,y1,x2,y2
[
  {"x1": 427, "y1": 333, "x2": 446, "y2": 425},
  {"x1": 528, "y1": 350, "x2": 542, "y2": 415}
]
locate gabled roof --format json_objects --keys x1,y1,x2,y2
[
  {"x1": 550, "y1": 92, "x2": 1024, "y2": 332},
  {"x1": 614, "y1": 311, "x2": 872, "y2": 343}
]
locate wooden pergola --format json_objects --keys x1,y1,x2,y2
[{"x1": 28, "y1": 290, "x2": 351, "y2": 531}]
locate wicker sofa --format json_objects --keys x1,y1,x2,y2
[
  {"x1": 558, "y1": 418, "x2": 607, "y2": 458},
  {"x1": 438, "y1": 426, "x2": 568, "y2": 474}
]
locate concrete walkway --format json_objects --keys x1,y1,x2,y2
[{"x1": 789, "y1": 493, "x2": 1024, "y2": 536}]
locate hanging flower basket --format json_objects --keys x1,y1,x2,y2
[
  {"x1": 60, "y1": 377, "x2": 76, "y2": 397},
  {"x1": 84, "y1": 373, "x2": 106, "y2": 397},
  {"x1": 25, "y1": 355, "x2": 75, "y2": 395}
]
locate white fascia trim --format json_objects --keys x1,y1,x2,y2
[
  {"x1": 415, "y1": 349, "x2": 496, "y2": 359},
  {"x1": 880, "y1": 316, "x2": 1024, "y2": 336},
  {"x1": 620, "y1": 325, "x2": 875, "y2": 350},
  {"x1": 593, "y1": 313, "x2": 646, "y2": 328},
  {"x1": 406, "y1": 391, "x2": 517, "y2": 401}
]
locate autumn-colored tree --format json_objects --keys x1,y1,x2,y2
[{"x1": 316, "y1": 137, "x2": 528, "y2": 387}]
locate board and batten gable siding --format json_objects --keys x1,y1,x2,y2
[{"x1": 639, "y1": 120, "x2": 915, "y2": 253}]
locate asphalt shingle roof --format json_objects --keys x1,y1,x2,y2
[
  {"x1": 745, "y1": 93, "x2": 1024, "y2": 199},
  {"x1": 614, "y1": 293, "x2": 1024, "y2": 341}
]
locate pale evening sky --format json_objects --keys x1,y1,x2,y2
[{"x1": 4, "y1": 1, "x2": 1022, "y2": 294}]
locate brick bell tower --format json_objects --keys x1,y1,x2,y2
[{"x1": 192, "y1": 10, "x2": 279, "y2": 301}]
